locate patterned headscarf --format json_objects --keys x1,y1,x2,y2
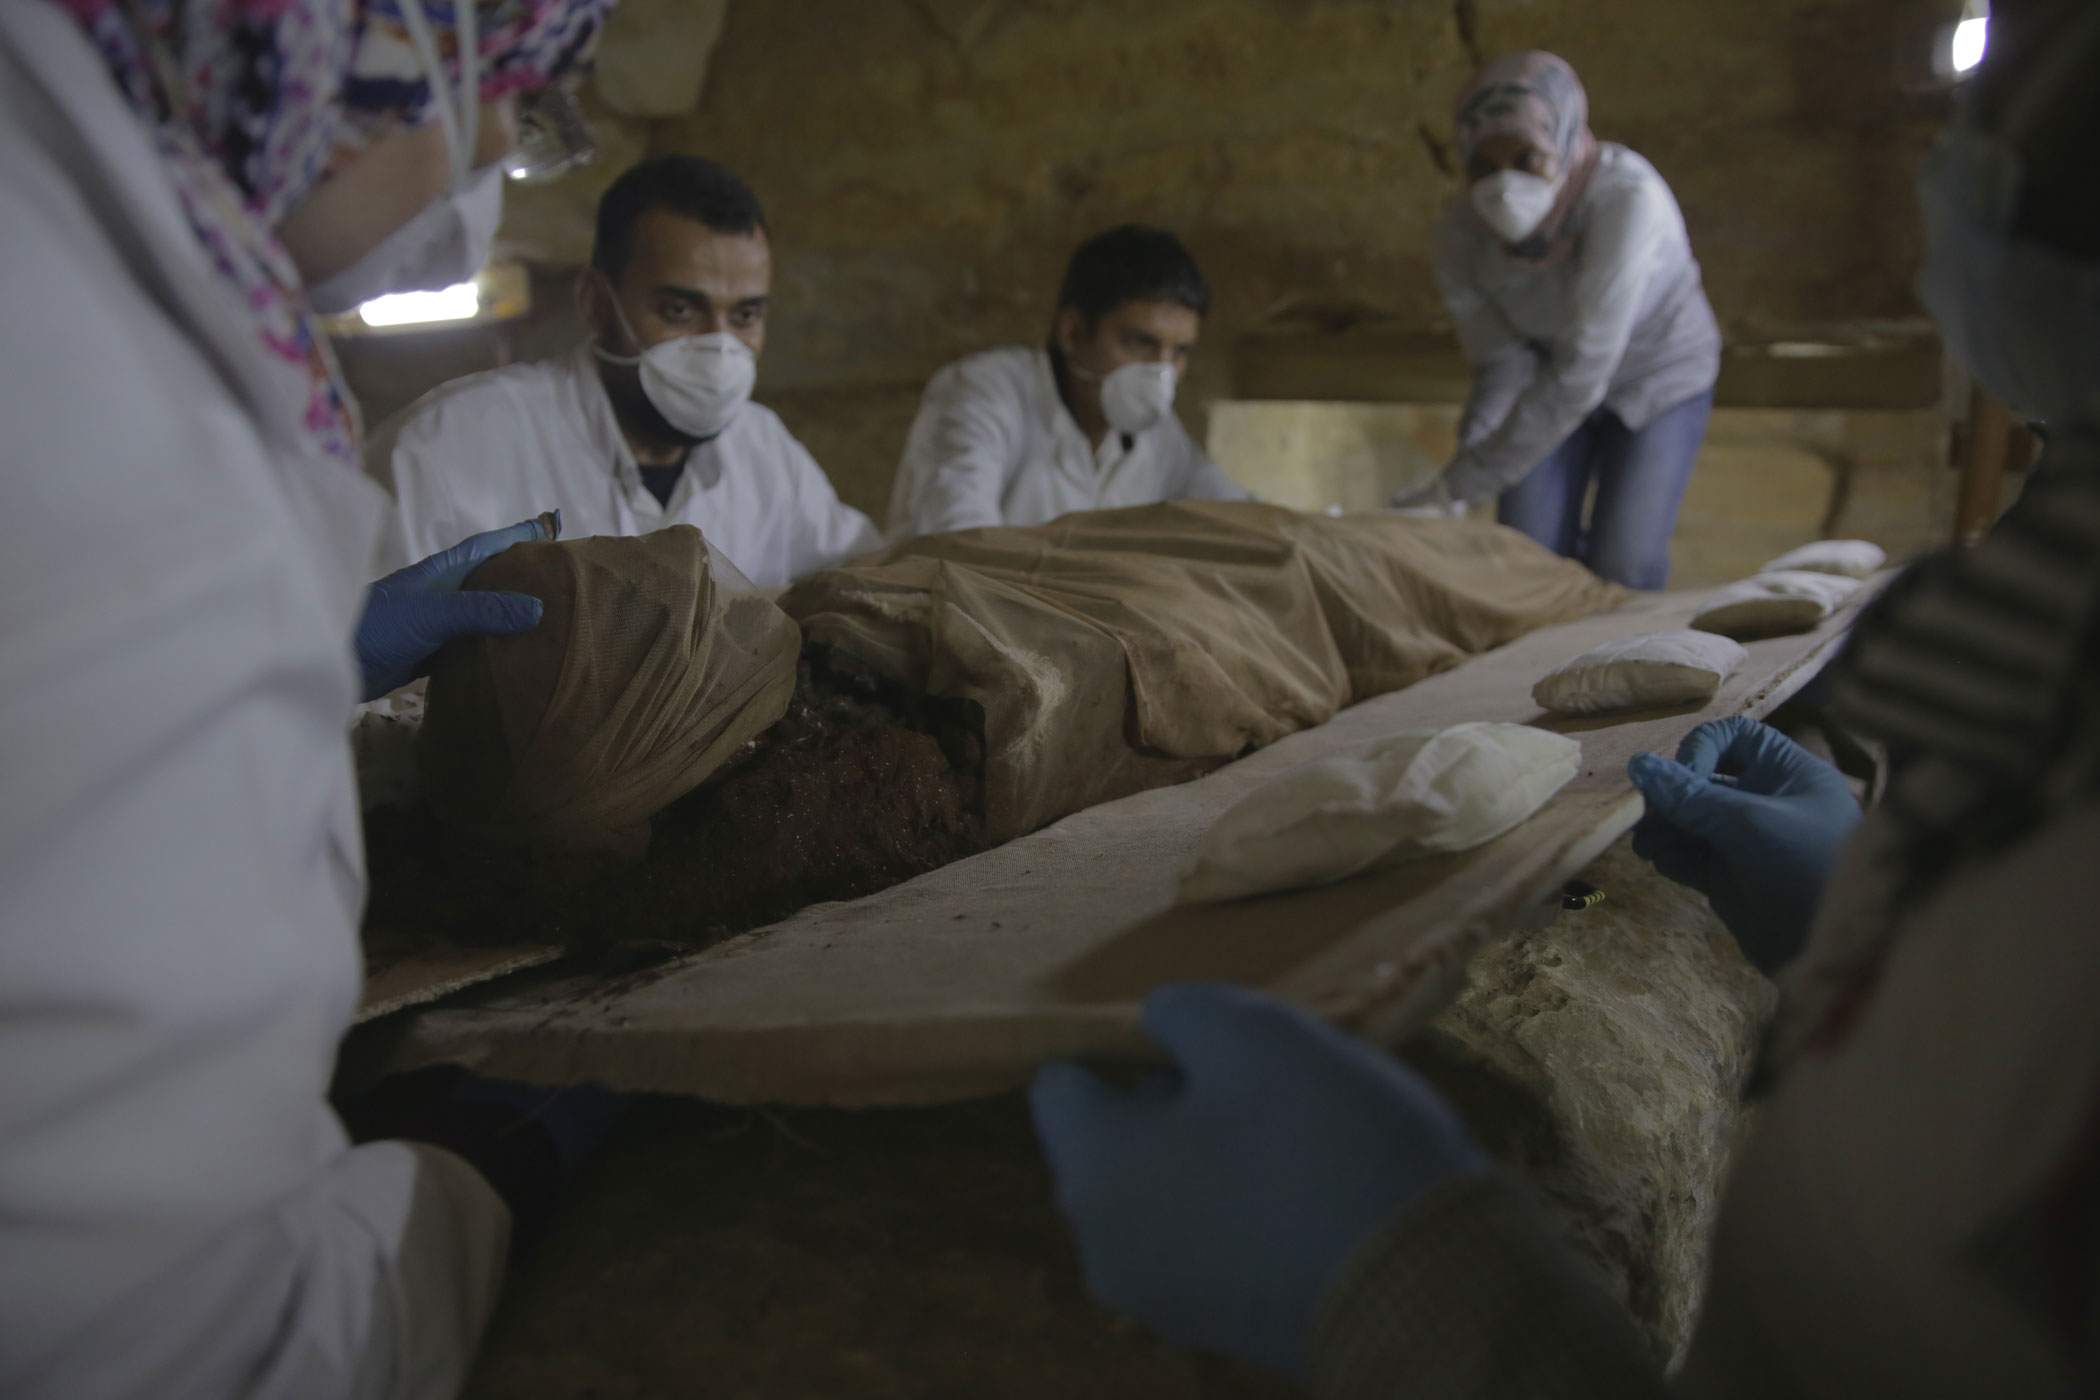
[
  {"x1": 1454, "y1": 51, "x2": 1603, "y2": 264},
  {"x1": 49, "y1": 0, "x2": 609, "y2": 465}
]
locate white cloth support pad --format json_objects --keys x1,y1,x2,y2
[
  {"x1": 1760, "y1": 539, "x2": 1888, "y2": 579},
  {"x1": 1692, "y1": 570, "x2": 1864, "y2": 640},
  {"x1": 1531, "y1": 629, "x2": 1749, "y2": 716},
  {"x1": 1179, "y1": 723, "x2": 1582, "y2": 904}
]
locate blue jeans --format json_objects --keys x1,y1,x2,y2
[{"x1": 1496, "y1": 388, "x2": 1714, "y2": 590}]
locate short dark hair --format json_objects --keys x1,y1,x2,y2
[
  {"x1": 1055, "y1": 225, "x2": 1211, "y2": 325},
  {"x1": 592, "y1": 156, "x2": 768, "y2": 282}
]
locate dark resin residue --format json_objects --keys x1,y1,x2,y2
[{"x1": 362, "y1": 648, "x2": 989, "y2": 957}]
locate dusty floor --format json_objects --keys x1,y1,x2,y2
[{"x1": 463, "y1": 1093, "x2": 1295, "y2": 1400}]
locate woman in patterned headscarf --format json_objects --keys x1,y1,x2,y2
[
  {"x1": 1397, "y1": 51, "x2": 1723, "y2": 592},
  {"x1": 0, "y1": 1, "x2": 606, "y2": 1394}
]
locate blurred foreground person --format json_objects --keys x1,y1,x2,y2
[{"x1": 0, "y1": 0, "x2": 610, "y2": 1394}]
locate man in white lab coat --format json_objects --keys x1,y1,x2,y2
[
  {"x1": 886, "y1": 224, "x2": 1249, "y2": 540},
  {"x1": 372, "y1": 156, "x2": 881, "y2": 588}
]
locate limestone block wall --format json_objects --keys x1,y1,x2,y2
[
  {"x1": 638, "y1": 0, "x2": 1963, "y2": 513},
  {"x1": 1209, "y1": 400, "x2": 1955, "y2": 589},
  {"x1": 343, "y1": 0, "x2": 1967, "y2": 530}
]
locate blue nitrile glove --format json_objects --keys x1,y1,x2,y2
[
  {"x1": 452, "y1": 1074, "x2": 626, "y2": 1177},
  {"x1": 353, "y1": 512, "x2": 560, "y2": 701},
  {"x1": 1628, "y1": 716, "x2": 1863, "y2": 974},
  {"x1": 1029, "y1": 983, "x2": 1489, "y2": 1380},
  {"x1": 338, "y1": 1066, "x2": 626, "y2": 1249}
]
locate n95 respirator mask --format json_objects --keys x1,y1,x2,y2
[
  {"x1": 596, "y1": 294, "x2": 758, "y2": 441},
  {"x1": 1070, "y1": 359, "x2": 1179, "y2": 436},
  {"x1": 1471, "y1": 170, "x2": 1563, "y2": 246}
]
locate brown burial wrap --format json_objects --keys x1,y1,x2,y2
[
  {"x1": 783, "y1": 500, "x2": 1628, "y2": 841},
  {"x1": 417, "y1": 526, "x2": 800, "y2": 849}
]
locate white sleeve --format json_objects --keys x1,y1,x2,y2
[
  {"x1": 778, "y1": 426, "x2": 884, "y2": 578},
  {"x1": 1444, "y1": 180, "x2": 1671, "y2": 503},
  {"x1": 1436, "y1": 217, "x2": 1542, "y2": 451},
  {"x1": 1175, "y1": 436, "x2": 1253, "y2": 502},
  {"x1": 887, "y1": 361, "x2": 1024, "y2": 538},
  {"x1": 371, "y1": 398, "x2": 484, "y2": 572},
  {"x1": 18, "y1": 1144, "x2": 508, "y2": 1400},
  {"x1": 0, "y1": 96, "x2": 506, "y2": 1399}
]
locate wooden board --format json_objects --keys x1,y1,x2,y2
[
  {"x1": 359, "y1": 945, "x2": 566, "y2": 1022},
  {"x1": 382, "y1": 586, "x2": 1869, "y2": 1106}
]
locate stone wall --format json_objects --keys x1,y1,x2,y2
[
  {"x1": 647, "y1": 0, "x2": 1962, "y2": 513},
  {"x1": 345, "y1": 0, "x2": 1967, "y2": 525},
  {"x1": 1208, "y1": 401, "x2": 1956, "y2": 587},
  {"x1": 1407, "y1": 834, "x2": 1775, "y2": 1362}
]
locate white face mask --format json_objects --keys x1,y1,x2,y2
[
  {"x1": 307, "y1": 163, "x2": 505, "y2": 314},
  {"x1": 1471, "y1": 169, "x2": 1564, "y2": 246},
  {"x1": 595, "y1": 293, "x2": 758, "y2": 440},
  {"x1": 305, "y1": 0, "x2": 497, "y2": 315},
  {"x1": 1072, "y1": 360, "x2": 1178, "y2": 436},
  {"x1": 1917, "y1": 125, "x2": 2100, "y2": 429}
]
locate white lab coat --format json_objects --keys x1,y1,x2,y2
[
  {"x1": 885, "y1": 345, "x2": 1249, "y2": 539},
  {"x1": 1437, "y1": 143, "x2": 1722, "y2": 503},
  {"x1": 369, "y1": 344, "x2": 883, "y2": 587},
  {"x1": 0, "y1": 7, "x2": 506, "y2": 1399}
]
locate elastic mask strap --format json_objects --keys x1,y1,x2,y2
[
  {"x1": 592, "y1": 274, "x2": 648, "y2": 365},
  {"x1": 398, "y1": 0, "x2": 478, "y2": 182}
]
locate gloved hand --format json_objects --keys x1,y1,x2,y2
[
  {"x1": 337, "y1": 1065, "x2": 626, "y2": 1250},
  {"x1": 354, "y1": 513, "x2": 559, "y2": 701},
  {"x1": 451, "y1": 1074, "x2": 626, "y2": 1177},
  {"x1": 1628, "y1": 716, "x2": 1863, "y2": 974},
  {"x1": 1389, "y1": 475, "x2": 1469, "y2": 519},
  {"x1": 1030, "y1": 983, "x2": 1489, "y2": 1380}
]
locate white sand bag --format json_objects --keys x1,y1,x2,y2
[
  {"x1": 1179, "y1": 722, "x2": 1582, "y2": 903},
  {"x1": 1531, "y1": 630, "x2": 1749, "y2": 716},
  {"x1": 1760, "y1": 539, "x2": 1887, "y2": 579},
  {"x1": 1691, "y1": 570, "x2": 1863, "y2": 640}
]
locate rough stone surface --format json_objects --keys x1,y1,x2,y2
[
  {"x1": 1204, "y1": 401, "x2": 1951, "y2": 588},
  {"x1": 589, "y1": 0, "x2": 730, "y2": 117},
  {"x1": 348, "y1": 0, "x2": 1964, "y2": 529},
  {"x1": 633, "y1": 0, "x2": 1961, "y2": 504},
  {"x1": 1208, "y1": 400, "x2": 1456, "y2": 516},
  {"x1": 1406, "y1": 833, "x2": 1776, "y2": 1363},
  {"x1": 455, "y1": 834, "x2": 1770, "y2": 1389},
  {"x1": 1678, "y1": 406, "x2": 1954, "y2": 582}
]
